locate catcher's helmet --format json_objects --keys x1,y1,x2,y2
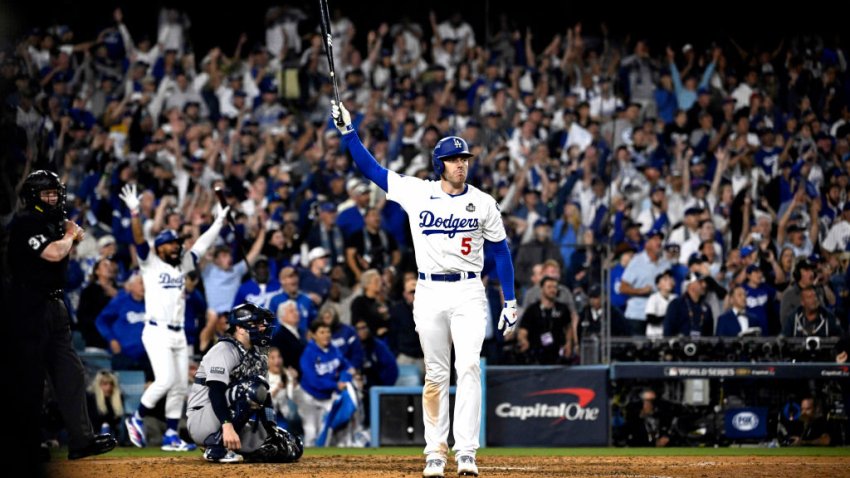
[
  {"x1": 20, "y1": 170, "x2": 67, "y2": 219},
  {"x1": 228, "y1": 303, "x2": 273, "y2": 346},
  {"x1": 432, "y1": 136, "x2": 474, "y2": 177}
]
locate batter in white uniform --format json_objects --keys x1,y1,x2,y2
[
  {"x1": 332, "y1": 101, "x2": 517, "y2": 478},
  {"x1": 120, "y1": 183, "x2": 230, "y2": 451}
]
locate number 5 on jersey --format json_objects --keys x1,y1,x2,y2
[{"x1": 460, "y1": 237, "x2": 471, "y2": 255}]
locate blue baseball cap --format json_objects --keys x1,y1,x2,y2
[
  {"x1": 740, "y1": 245, "x2": 755, "y2": 258},
  {"x1": 154, "y1": 229, "x2": 181, "y2": 247},
  {"x1": 647, "y1": 228, "x2": 665, "y2": 240},
  {"x1": 745, "y1": 264, "x2": 760, "y2": 274}
]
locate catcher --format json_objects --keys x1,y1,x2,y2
[{"x1": 187, "y1": 303, "x2": 303, "y2": 463}]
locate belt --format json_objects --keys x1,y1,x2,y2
[
  {"x1": 148, "y1": 320, "x2": 183, "y2": 332},
  {"x1": 418, "y1": 271, "x2": 477, "y2": 282}
]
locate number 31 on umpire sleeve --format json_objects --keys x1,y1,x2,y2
[{"x1": 460, "y1": 237, "x2": 471, "y2": 255}]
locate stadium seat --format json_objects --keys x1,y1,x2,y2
[
  {"x1": 395, "y1": 364, "x2": 421, "y2": 386},
  {"x1": 115, "y1": 370, "x2": 146, "y2": 413},
  {"x1": 79, "y1": 349, "x2": 113, "y2": 374}
]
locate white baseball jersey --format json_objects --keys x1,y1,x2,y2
[
  {"x1": 386, "y1": 172, "x2": 505, "y2": 273},
  {"x1": 138, "y1": 246, "x2": 198, "y2": 327}
]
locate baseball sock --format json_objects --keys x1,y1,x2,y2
[
  {"x1": 136, "y1": 404, "x2": 151, "y2": 419},
  {"x1": 166, "y1": 419, "x2": 179, "y2": 434}
]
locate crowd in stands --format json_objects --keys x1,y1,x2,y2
[{"x1": 2, "y1": 5, "x2": 849, "y2": 444}]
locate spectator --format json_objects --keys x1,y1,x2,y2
[
  {"x1": 337, "y1": 180, "x2": 371, "y2": 238},
  {"x1": 514, "y1": 218, "x2": 563, "y2": 289},
  {"x1": 77, "y1": 256, "x2": 119, "y2": 349},
  {"x1": 345, "y1": 207, "x2": 400, "y2": 281},
  {"x1": 780, "y1": 260, "x2": 835, "y2": 332},
  {"x1": 86, "y1": 371, "x2": 125, "y2": 437},
  {"x1": 232, "y1": 255, "x2": 281, "y2": 309},
  {"x1": 742, "y1": 264, "x2": 776, "y2": 334},
  {"x1": 784, "y1": 286, "x2": 843, "y2": 337},
  {"x1": 270, "y1": 300, "x2": 306, "y2": 373},
  {"x1": 299, "y1": 247, "x2": 333, "y2": 305},
  {"x1": 95, "y1": 274, "x2": 151, "y2": 378},
  {"x1": 552, "y1": 202, "x2": 583, "y2": 267},
  {"x1": 353, "y1": 317, "x2": 398, "y2": 421},
  {"x1": 621, "y1": 229, "x2": 671, "y2": 335},
  {"x1": 319, "y1": 304, "x2": 364, "y2": 371},
  {"x1": 645, "y1": 270, "x2": 676, "y2": 338},
  {"x1": 201, "y1": 225, "x2": 266, "y2": 316},
  {"x1": 296, "y1": 320, "x2": 355, "y2": 447},
  {"x1": 516, "y1": 277, "x2": 574, "y2": 364},
  {"x1": 579, "y1": 283, "x2": 629, "y2": 340},
  {"x1": 350, "y1": 269, "x2": 390, "y2": 338},
  {"x1": 306, "y1": 202, "x2": 347, "y2": 269},
  {"x1": 523, "y1": 259, "x2": 580, "y2": 328},
  {"x1": 716, "y1": 284, "x2": 760, "y2": 337},
  {"x1": 386, "y1": 275, "x2": 423, "y2": 370},
  {"x1": 610, "y1": 245, "x2": 637, "y2": 312},
  {"x1": 269, "y1": 266, "x2": 318, "y2": 336},
  {"x1": 663, "y1": 272, "x2": 714, "y2": 337}
]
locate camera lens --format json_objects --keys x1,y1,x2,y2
[
  {"x1": 805, "y1": 336, "x2": 820, "y2": 351},
  {"x1": 683, "y1": 342, "x2": 698, "y2": 357}
]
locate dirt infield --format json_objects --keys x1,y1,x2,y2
[{"x1": 48, "y1": 454, "x2": 850, "y2": 478}]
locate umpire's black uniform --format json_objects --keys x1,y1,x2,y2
[{"x1": 8, "y1": 171, "x2": 114, "y2": 468}]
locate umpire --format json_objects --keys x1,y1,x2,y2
[{"x1": 8, "y1": 171, "x2": 116, "y2": 468}]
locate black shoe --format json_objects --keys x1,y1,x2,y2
[{"x1": 68, "y1": 433, "x2": 117, "y2": 460}]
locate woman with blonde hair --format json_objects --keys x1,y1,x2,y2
[
  {"x1": 86, "y1": 371, "x2": 124, "y2": 436},
  {"x1": 553, "y1": 202, "x2": 584, "y2": 267}
]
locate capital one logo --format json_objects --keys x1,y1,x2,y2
[
  {"x1": 453, "y1": 138, "x2": 462, "y2": 149},
  {"x1": 495, "y1": 387, "x2": 600, "y2": 425},
  {"x1": 731, "y1": 411, "x2": 759, "y2": 431}
]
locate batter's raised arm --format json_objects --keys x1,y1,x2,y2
[{"x1": 331, "y1": 100, "x2": 389, "y2": 192}]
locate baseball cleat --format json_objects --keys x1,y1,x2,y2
[
  {"x1": 423, "y1": 457, "x2": 446, "y2": 477},
  {"x1": 204, "y1": 446, "x2": 243, "y2": 463},
  {"x1": 457, "y1": 455, "x2": 479, "y2": 476},
  {"x1": 161, "y1": 434, "x2": 198, "y2": 451},
  {"x1": 125, "y1": 415, "x2": 146, "y2": 448}
]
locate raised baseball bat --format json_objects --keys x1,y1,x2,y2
[
  {"x1": 318, "y1": 0, "x2": 344, "y2": 126},
  {"x1": 214, "y1": 187, "x2": 254, "y2": 274}
]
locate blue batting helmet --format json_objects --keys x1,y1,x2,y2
[
  {"x1": 432, "y1": 136, "x2": 475, "y2": 177},
  {"x1": 228, "y1": 303, "x2": 274, "y2": 346},
  {"x1": 154, "y1": 229, "x2": 181, "y2": 248}
]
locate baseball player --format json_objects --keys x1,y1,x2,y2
[
  {"x1": 187, "y1": 303, "x2": 303, "y2": 463},
  {"x1": 332, "y1": 101, "x2": 517, "y2": 477},
  {"x1": 120, "y1": 183, "x2": 229, "y2": 451},
  {"x1": 9, "y1": 170, "x2": 116, "y2": 467}
]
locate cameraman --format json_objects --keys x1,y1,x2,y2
[
  {"x1": 624, "y1": 389, "x2": 673, "y2": 447},
  {"x1": 787, "y1": 397, "x2": 831, "y2": 446}
]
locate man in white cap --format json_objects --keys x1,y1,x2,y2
[
  {"x1": 337, "y1": 180, "x2": 371, "y2": 237},
  {"x1": 299, "y1": 246, "x2": 332, "y2": 305}
]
